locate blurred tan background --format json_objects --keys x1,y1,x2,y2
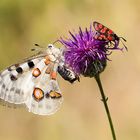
[{"x1": 0, "y1": 0, "x2": 139, "y2": 140}]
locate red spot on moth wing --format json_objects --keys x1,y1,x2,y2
[
  {"x1": 98, "y1": 23, "x2": 103, "y2": 29},
  {"x1": 93, "y1": 22, "x2": 103, "y2": 30},
  {"x1": 94, "y1": 32, "x2": 104, "y2": 40},
  {"x1": 107, "y1": 35, "x2": 113, "y2": 41},
  {"x1": 94, "y1": 34, "x2": 99, "y2": 39},
  {"x1": 98, "y1": 34, "x2": 107, "y2": 40},
  {"x1": 98, "y1": 36, "x2": 104, "y2": 40},
  {"x1": 100, "y1": 34, "x2": 108, "y2": 40},
  {"x1": 100, "y1": 27, "x2": 107, "y2": 33},
  {"x1": 108, "y1": 29, "x2": 114, "y2": 34}
]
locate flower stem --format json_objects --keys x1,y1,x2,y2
[{"x1": 95, "y1": 74, "x2": 116, "y2": 140}]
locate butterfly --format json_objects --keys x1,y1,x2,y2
[
  {"x1": 93, "y1": 21, "x2": 127, "y2": 50},
  {"x1": 0, "y1": 44, "x2": 79, "y2": 115}
]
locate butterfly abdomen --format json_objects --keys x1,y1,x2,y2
[{"x1": 58, "y1": 66, "x2": 79, "y2": 83}]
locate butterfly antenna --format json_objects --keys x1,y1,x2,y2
[
  {"x1": 53, "y1": 39, "x2": 60, "y2": 45},
  {"x1": 34, "y1": 43, "x2": 40, "y2": 46},
  {"x1": 31, "y1": 44, "x2": 39, "y2": 51},
  {"x1": 31, "y1": 43, "x2": 44, "y2": 51},
  {"x1": 31, "y1": 48, "x2": 36, "y2": 51}
]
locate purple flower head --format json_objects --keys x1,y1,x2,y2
[{"x1": 59, "y1": 25, "x2": 120, "y2": 77}]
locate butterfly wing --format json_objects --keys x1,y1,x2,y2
[
  {"x1": 0, "y1": 55, "x2": 63, "y2": 115},
  {"x1": 93, "y1": 21, "x2": 116, "y2": 41},
  {"x1": 0, "y1": 57, "x2": 42, "y2": 104}
]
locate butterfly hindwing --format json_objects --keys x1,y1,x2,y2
[{"x1": 25, "y1": 59, "x2": 63, "y2": 115}]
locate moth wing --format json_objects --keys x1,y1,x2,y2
[
  {"x1": 0, "y1": 56, "x2": 63, "y2": 115},
  {"x1": 93, "y1": 21, "x2": 103, "y2": 31},
  {"x1": 93, "y1": 21, "x2": 116, "y2": 41}
]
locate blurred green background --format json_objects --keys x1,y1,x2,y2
[{"x1": 0, "y1": 0, "x2": 139, "y2": 140}]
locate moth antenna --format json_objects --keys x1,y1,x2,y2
[
  {"x1": 121, "y1": 41, "x2": 128, "y2": 51},
  {"x1": 120, "y1": 39, "x2": 128, "y2": 51},
  {"x1": 119, "y1": 37, "x2": 127, "y2": 42}
]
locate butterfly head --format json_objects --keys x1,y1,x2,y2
[{"x1": 47, "y1": 44, "x2": 62, "y2": 58}]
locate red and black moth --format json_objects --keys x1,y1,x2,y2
[{"x1": 93, "y1": 21, "x2": 127, "y2": 50}]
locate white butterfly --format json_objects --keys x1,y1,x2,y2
[{"x1": 0, "y1": 44, "x2": 79, "y2": 115}]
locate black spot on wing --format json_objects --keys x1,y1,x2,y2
[
  {"x1": 45, "y1": 93, "x2": 50, "y2": 98},
  {"x1": 28, "y1": 61, "x2": 35, "y2": 68},
  {"x1": 6, "y1": 88, "x2": 9, "y2": 91},
  {"x1": 8, "y1": 67, "x2": 12, "y2": 71},
  {"x1": 16, "y1": 67, "x2": 23, "y2": 74},
  {"x1": 10, "y1": 87, "x2": 15, "y2": 91},
  {"x1": 10, "y1": 75, "x2": 17, "y2": 81},
  {"x1": 2, "y1": 84, "x2": 6, "y2": 89},
  {"x1": 15, "y1": 89, "x2": 21, "y2": 94}
]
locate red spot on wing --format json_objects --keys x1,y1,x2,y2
[
  {"x1": 94, "y1": 22, "x2": 99, "y2": 30},
  {"x1": 33, "y1": 88, "x2": 44, "y2": 102},
  {"x1": 108, "y1": 29, "x2": 113, "y2": 34},
  {"x1": 100, "y1": 27, "x2": 107, "y2": 33},
  {"x1": 98, "y1": 23, "x2": 103, "y2": 29},
  {"x1": 98, "y1": 36, "x2": 103, "y2": 40},
  {"x1": 100, "y1": 34, "x2": 108, "y2": 40},
  {"x1": 32, "y1": 68, "x2": 41, "y2": 77},
  {"x1": 107, "y1": 36, "x2": 113, "y2": 41},
  {"x1": 94, "y1": 32, "x2": 107, "y2": 40},
  {"x1": 93, "y1": 22, "x2": 104, "y2": 31},
  {"x1": 94, "y1": 34, "x2": 98, "y2": 39}
]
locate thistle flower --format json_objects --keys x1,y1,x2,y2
[
  {"x1": 59, "y1": 25, "x2": 121, "y2": 77},
  {"x1": 59, "y1": 23, "x2": 126, "y2": 140}
]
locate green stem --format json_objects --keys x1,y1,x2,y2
[{"x1": 95, "y1": 74, "x2": 116, "y2": 140}]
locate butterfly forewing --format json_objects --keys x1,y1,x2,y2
[
  {"x1": 0, "y1": 57, "x2": 43, "y2": 104},
  {"x1": 0, "y1": 45, "x2": 64, "y2": 115}
]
